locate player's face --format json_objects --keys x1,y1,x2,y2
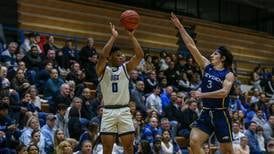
[
  {"x1": 110, "y1": 51, "x2": 124, "y2": 66},
  {"x1": 210, "y1": 51, "x2": 223, "y2": 66}
]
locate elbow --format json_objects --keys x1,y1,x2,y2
[{"x1": 222, "y1": 89, "x2": 230, "y2": 98}]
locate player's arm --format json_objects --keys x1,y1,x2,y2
[
  {"x1": 191, "y1": 72, "x2": 234, "y2": 99},
  {"x1": 126, "y1": 30, "x2": 144, "y2": 73},
  {"x1": 96, "y1": 23, "x2": 118, "y2": 77},
  {"x1": 170, "y1": 13, "x2": 210, "y2": 69}
]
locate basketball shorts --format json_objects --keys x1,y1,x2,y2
[
  {"x1": 100, "y1": 107, "x2": 135, "y2": 136},
  {"x1": 192, "y1": 109, "x2": 232, "y2": 143}
]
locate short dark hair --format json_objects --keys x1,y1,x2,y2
[
  {"x1": 110, "y1": 46, "x2": 121, "y2": 55},
  {"x1": 216, "y1": 46, "x2": 233, "y2": 70}
]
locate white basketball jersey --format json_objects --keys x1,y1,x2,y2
[{"x1": 99, "y1": 63, "x2": 130, "y2": 106}]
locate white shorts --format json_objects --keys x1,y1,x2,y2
[{"x1": 100, "y1": 107, "x2": 135, "y2": 135}]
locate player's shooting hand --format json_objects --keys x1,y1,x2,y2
[
  {"x1": 170, "y1": 12, "x2": 183, "y2": 29},
  {"x1": 127, "y1": 29, "x2": 135, "y2": 38},
  {"x1": 190, "y1": 91, "x2": 202, "y2": 99},
  {"x1": 110, "y1": 22, "x2": 118, "y2": 38}
]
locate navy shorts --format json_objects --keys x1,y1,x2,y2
[{"x1": 192, "y1": 109, "x2": 232, "y2": 143}]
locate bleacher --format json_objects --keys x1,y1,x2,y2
[{"x1": 17, "y1": 0, "x2": 274, "y2": 84}]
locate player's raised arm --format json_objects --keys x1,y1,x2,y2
[
  {"x1": 170, "y1": 13, "x2": 209, "y2": 69},
  {"x1": 96, "y1": 23, "x2": 118, "y2": 77},
  {"x1": 126, "y1": 30, "x2": 144, "y2": 73}
]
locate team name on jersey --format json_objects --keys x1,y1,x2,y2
[
  {"x1": 111, "y1": 75, "x2": 119, "y2": 81},
  {"x1": 205, "y1": 72, "x2": 222, "y2": 83}
]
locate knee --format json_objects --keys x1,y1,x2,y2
[{"x1": 190, "y1": 135, "x2": 202, "y2": 147}]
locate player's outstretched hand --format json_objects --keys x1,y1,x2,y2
[
  {"x1": 170, "y1": 12, "x2": 183, "y2": 29},
  {"x1": 110, "y1": 22, "x2": 118, "y2": 38}
]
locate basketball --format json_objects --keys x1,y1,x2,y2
[{"x1": 120, "y1": 10, "x2": 140, "y2": 31}]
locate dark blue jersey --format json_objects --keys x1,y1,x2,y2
[{"x1": 201, "y1": 64, "x2": 230, "y2": 108}]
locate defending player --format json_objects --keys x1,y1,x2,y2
[
  {"x1": 171, "y1": 13, "x2": 234, "y2": 154},
  {"x1": 96, "y1": 23, "x2": 144, "y2": 154}
]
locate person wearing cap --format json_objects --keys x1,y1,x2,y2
[{"x1": 41, "y1": 114, "x2": 56, "y2": 153}]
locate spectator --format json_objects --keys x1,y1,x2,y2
[
  {"x1": 137, "y1": 140, "x2": 152, "y2": 154},
  {"x1": 23, "y1": 46, "x2": 42, "y2": 84},
  {"x1": 43, "y1": 68, "x2": 64, "y2": 99},
  {"x1": 83, "y1": 53, "x2": 98, "y2": 85},
  {"x1": 27, "y1": 144, "x2": 39, "y2": 154},
  {"x1": 80, "y1": 88, "x2": 98, "y2": 120},
  {"x1": 250, "y1": 88, "x2": 260, "y2": 104},
  {"x1": 0, "y1": 66, "x2": 11, "y2": 89},
  {"x1": 90, "y1": 105, "x2": 103, "y2": 127},
  {"x1": 234, "y1": 136, "x2": 250, "y2": 154},
  {"x1": 30, "y1": 130, "x2": 45, "y2": 154},
  {"x1": 0, "y1": 42, "x2": 18, "y2": 71},
  {"x1": 19, "y1": 116, "x2": 40, "y2": 146},
  {"x1": 146, "y1": 85, "x2": 162, "y2": 115},
  {"x1": 0, "y1": 103, "x2": 21, "y2": 153},
  {"x1": 232, "y1": 121, "x2": 245, "y2": 145},
  {"x1": 129, "y1": 69, "x2": 141, "y2": 90},
  {"x1": 160, "y1": 130, "x2": 180, "y2": 154},
  {"x1": 178, "y1": 99, "x2": 198, "y2": 139},
  {"x1": 164, "y1": 61, "x2": 178, "y2": 87},
  {"x1": 28, "y1": 86, "x2": 42, "y2": 111},
  {"x1": 68, "y1": 106, "x2": 83, "y2": 140},
  {"x1": 20, "y1": 33, "x2": 35, "y2": 55},
  {"x1": 56, "y1": 140, "x2": 73, "y2": 154},
  {"x1": 263, "y1": 115, "x2": 274, "y2": 143},
  {"x1": 43, "y1": 35, "x2": 59, "y2": 56},
  {"x1": 78, "y1": 122, "x2": 98, "y2": 148},
  {"x1": 256, "y1": 126, "x2": 266, "y2": 153},
  {"x1": 36, "y1": 61, "x2": 52, "y2": 91},
  {"x1": 55, "y1": 104, "x2": 68, "y2": 137},
  {"x1": 251, "y1": 67, "x2": 263, "y2": 93},
  {"x1": 144, "y1": 70, "x2": 158, "y2": 94},
  {"x1": 54, "y1": 129, "x2": 65, "y2": 151},
  {"x1": 131, "y1": 80, "x2": 146, "y2": 114},
  {"x1": 41, "y1": 114, "x2": 56, "y2": 153},
  {"x1": 164, "y1": 92, "x2": 182, "y2": 137},
  {"x1": 74, "y1": 140, "x2": 93, "y2": 154},
  {"x1": 11, "y1": 69, "x2": 30, "y2": 96},
  {"x1": 160, "y1": 86, "x2": 173, "y2": 108},
  {"x1": 141, "y1": 117, "x2": 160, "y2": 147},
  {"x1": 143, "y1": 54, "x2": 155, "y2": 74},
  {"x1": 245, "y1": 103, "x2": 259, "y2": 128},
  {"x1": 50, "y1": 83, "x2": 71, "y2": 113},
  {"x1": 57, "y1": 39, "x2": 77, "y2": 70},
  {"x1": 251, "y1": 109, "x2": 266, "y2": 128},
  {"x1": 245, "y1": 121, "x2": 261, "y2": 154},
  {"x1": 79, "y1": 37, "x2": 97, "y2": 67}
]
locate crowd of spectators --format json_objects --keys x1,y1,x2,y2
[{"x1": 0, "y1": 32, "x2": 274, "y2": 154}]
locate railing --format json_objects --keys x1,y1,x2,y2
[{"x1": 2, "y1": 25, "x2": 176, "y2": 53}]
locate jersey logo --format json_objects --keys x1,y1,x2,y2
[
  {"x1": 111, "y1": 75, "x2": 119, "y2": 81},
  {"x1": 204, "y1": 73, "x2": 222, "y2": 83}
]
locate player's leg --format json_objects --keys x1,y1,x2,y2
[
  {"x1": 100, "y1": 108, "x2": 118, "y2": 154},
  {"x1": 190, "y1": 110, "x2": 211, "y2": 154},
  {"x1": 120, "y1": 133, "x2": 135, "y2": 154},
  {"x1": 101, "y1": 134, "x2": 116, "y2": 154},
  {"x1": 214, "y1": 111, "x2": 234, "y2": 154},
  {"x1": 190, "y1": 127, "x2": 209, "y2": 154},
  {"x1": 219, "y1": 143, "x2": 234, "y2": 154},
  {"x1": 117, "y1": 107, "x2": 135, "y2": 154}
]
